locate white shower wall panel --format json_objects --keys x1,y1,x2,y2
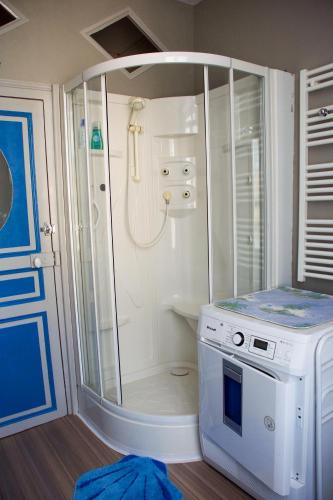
[
  {"x1": 149, "y1": 96, "x2": 199, "y2": 136},
  {"x1": 106, "y1": 93, "x2": 208, "y2": 383},
  {"x1": 107, "y1": 95, "x2": 159, "y2": 382},
  {"x1": 152, "y1": 97, "x2": 208, "y2": 368}
]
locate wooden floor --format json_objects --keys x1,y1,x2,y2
[{"x1": 0, "y1": 416, "x2": 252, "y2": 500}]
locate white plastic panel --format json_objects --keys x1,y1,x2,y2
[
  {"x1": 316, "y1": 332, "x2": 333, "y2": 500},
  {"x1": 199, "y1": 341, "x2": 293, "y2": 495}
]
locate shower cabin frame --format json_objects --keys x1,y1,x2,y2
[{"x1": 62, "y1": 52, "x2": 293, "y2": 461}]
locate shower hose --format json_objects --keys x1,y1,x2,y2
[{"x1": 126, "y1": 124, "x2": 169, "y2": 248}]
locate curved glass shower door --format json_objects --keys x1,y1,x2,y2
[
  {"x1": 67, "y1": 83, "x2": 101, "y2": 395},
  {"x1": 65, "y1": 55, "x2": 268, "y2": 417},
  {"x1": 208, "y1": 66, "x2": 266, "y2": 299},
  {"x1": 66, "y1": 77, "x2": 121, "y2": 403},
  {"x1": 233, "y1": 70, "x2": 265, "y2": 295}
]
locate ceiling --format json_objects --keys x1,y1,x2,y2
[{"x1": 176, "y1": 0, "x2": 203, "y2": 5}]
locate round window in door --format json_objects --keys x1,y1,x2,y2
[{"x1": 0, "y1": 150, "x2": 13, "y2": 230}]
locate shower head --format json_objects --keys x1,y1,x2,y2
[{"x1": 129, "y1": 97, "x2": 146, "y2": 111}]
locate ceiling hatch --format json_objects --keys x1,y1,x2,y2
[
  {"x1": 81, "y1": 9, "x2": 168, "y2": 79},
  {"x1": 0, "y1": 1, "x2": 27, "y2": 36}
]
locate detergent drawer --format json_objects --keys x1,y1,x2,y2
[{"x1": 199, "y1": 341, "x2": 293, "y2": 496}]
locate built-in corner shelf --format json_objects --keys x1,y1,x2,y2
[
  {"x1": 100, "y1": 315, "x2": 129, "y2": 332},
  {"x1": 169, "y1": 299, "x2": 204, "y2": 321},
  {"x1": 154, "y1": 132, "x2": 198, "y2": 139},
  {"x1": 90, "y1": 149, "x2": 123, "y2": 159},
  {"x1": 167, "y1": 298, "x2": 206, "y2": 336}
]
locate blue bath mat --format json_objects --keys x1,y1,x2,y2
[{"x1": 73, "y1": 454, "x2": 183, "y2": 500}]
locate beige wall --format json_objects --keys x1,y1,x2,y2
[
  {"x1": 194, "y1": 0, "x2": 333, "y2": 294},
  {"x1": 194, "y1": 0, "x2": 333, "y2": 74},
  {"x1": 0, "y1": 0, "x2": 194, "y2": 83}
]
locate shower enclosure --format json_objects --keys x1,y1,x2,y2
[{"x1": 63, "y1": 52, "x2": 293, "y2": 461}]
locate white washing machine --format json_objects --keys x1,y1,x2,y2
[{"x1": 198, "y1": 288, "x2": 333, "y2": 500}]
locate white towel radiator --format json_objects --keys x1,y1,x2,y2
[{"x1": 298, "y1": 62, "x2": 333, "y2": 282}]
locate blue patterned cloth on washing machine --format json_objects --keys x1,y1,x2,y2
[{"x1": 215, "y1": 287, "x2": 333, "y2": 329}]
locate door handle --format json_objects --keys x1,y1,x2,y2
[
  {"x1": 40, "y1": 222, "x2": 55, "y2": 236},
  {"x1": 30, "y1": 252, "x2": 58, "y2": 268},
  {"x1": 32, "y1": 257, "x2": 42, "y2": 268}
]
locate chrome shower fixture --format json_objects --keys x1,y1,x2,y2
[
  {"x1": 129, "y1": 97, "x2": 146, "y2": 111},
  {"x1": 128, "y1": 97, "x2": 146, "y2": 183}
]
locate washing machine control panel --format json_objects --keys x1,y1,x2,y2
[
  {"x1": 199, "y1": 314, "x2": 296, "y2": 366},
  {"x1": 248, "y1": 336, "x2": 276, "y2": 359},
  {"x1": 224, "y1": 325, "x2": 277, "y2": 359},
  {"x1": 232, "y1": 332, "x2": 245, "y2": 346}
]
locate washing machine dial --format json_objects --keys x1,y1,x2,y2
[{"x1": 232, "y1": 332, "x2": 245, "y2": 346}]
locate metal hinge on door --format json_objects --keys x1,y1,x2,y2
[
  {"x1": 30, "y1": 251, "x2": 60, "y2": 268},
  {"x1": 40, "y1": 222, "x2": 56, "y2": 236}
]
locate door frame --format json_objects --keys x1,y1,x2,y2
[{"x1": 0, "y1": 79, "x2": 77, "y2": 415}]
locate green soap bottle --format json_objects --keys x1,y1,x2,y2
[{"x1": 90, "y1": 121, "x2": 103, "y2": 150}]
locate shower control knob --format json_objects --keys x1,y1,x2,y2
[{"x1": 232, "y1": 332, "x2": 245, "y2": 346}]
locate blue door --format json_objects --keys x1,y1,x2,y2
[{"x1": 0, "y1": 96, "x2": 67, "y2": 437}]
